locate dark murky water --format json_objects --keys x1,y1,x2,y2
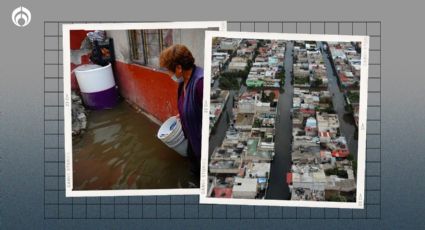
[
  {"x1": 342, "y1": 112, "x2": 356, "y2": 125},
  {"x1": 73, "y1": 101, "x2": 193, "y2": 190}
]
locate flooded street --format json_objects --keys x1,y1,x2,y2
[
  {"x1": 266, "y1": 41, "x2": 294, "y2": 199},
  {"x1": 72, "y1": 101, "x2": 193, "y2": 190}
]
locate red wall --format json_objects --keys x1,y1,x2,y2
[
  {"x1": 70, "y1": 30, "x2": 93, "y2": 50},
  {"x1": 70, "y1": 30, "x2": 92, "y2": 90},
  {"x1": 69, "y1": 28, "x2": 178, "y2": 123},
  {"x1": 114, "y1": 61, "x2": 179, "y2": 123}
]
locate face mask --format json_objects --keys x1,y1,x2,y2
[{"x1": 171, "y1": 74, "x2": 184, "y2": 83}]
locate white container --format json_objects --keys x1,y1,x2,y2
[
  {"x1": 162, "y1": 121, "x2": 182, "y2": 143},
  {"x1": 172, "y1": 139, "x2": 188, "y2": 157},
  {"x1": 157, "y1": 116, "x2": 188, "y2": 157},
  {"x1": 158, "y1": 117, "x2": 181, "y2": 141},
  {"x1": 74, "y1": 63, "x2": 118, "y2": 110},
  {"x1": 168, "y1": 131, "x2": 186, "y2": 148},
  {"x1": 74, "y1": 63, "x2": 115, "y2": 93}
]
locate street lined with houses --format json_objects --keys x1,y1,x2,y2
[{"x1": 207, "y1": 38, "x2": 361, "y2": 202}]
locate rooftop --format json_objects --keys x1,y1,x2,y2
[
  {"x1": 213, "y1": 187, "x2": 233, "y2": 198},
  {"x1": 247, "y1": 138, "x2": 259, "y2": 156},
  {"x1": 235, "y1": 113, "x2": 255, "y2": 127},
  {"x1": 233, "y1": 177, "x2": 258, "y2": 193},
  {"x1": 209, "y1": 160, "x2": 241, "y2": 170},
  {"x1": 245, "y1": 162, "x2": 271, "y2": 178}
]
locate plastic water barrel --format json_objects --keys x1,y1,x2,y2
[{"x1": 74, "y1": 63, "x2": 118, "y2": 110}]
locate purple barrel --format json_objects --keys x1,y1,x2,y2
[{"x1": 74, "y1": 63, "x2": 118, "y2": 110}]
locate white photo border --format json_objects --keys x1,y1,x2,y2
[
  {"x1": 63, "y1": 21, "x2": 227, "y2": 197},
  {"x1": 200, "y1": 31, "x2": 369, "y2": 209}
]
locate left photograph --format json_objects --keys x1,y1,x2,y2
[{"x1": 62, "y1": 21, "x2": 226, "y2": 196}]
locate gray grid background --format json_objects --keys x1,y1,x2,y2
[{"x1": 44, "y1": 21, "x2": 381, "y2": 219}]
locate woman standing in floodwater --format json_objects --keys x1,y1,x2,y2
[{"x1": 159, "y1": 44, "x2": 203, "y2": 186}]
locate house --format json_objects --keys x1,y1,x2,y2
[
  {"x1": 235, "y1": 113, "x2": 255, "y2": 131},
  {"x1": 332, "y1": 149, "x2": 350, "y2": 158},
  {"x1": 290, "y1": 165, "x2": 327, "y2": 201},
  {"x1": 211, "y1": 145, "x2": 244, "y2": 161},
  {"x1": 292, "y1": 170, "x2": 327, "y2": 191},
  {"x1": 319, "y1": 131, "x2": 331, "y2": 143},
  {"x1": 292, "y1": 149, "x2": 320, "y2": 165},
  {"x1": 218, "y1": 39, "x2": 240, "y2": 53},
  {"x1": 245, "y1": 138, "x2": 273, "y2": 162},
  {"x1": 232, "y1": 177, "x2": 258, "y2": 199},
  {"x1": 292, "y1": 136, "x2": 320, "y2": 150},
  {"x1": 305, "y1": 117, "x2": 318, "y2": 136},
  {"x1": 316, "y1": 112, "x2": 340, "y2": 137},
  {"x1": 228, "y1": 62, "x2": 248, "y2": 72},
  {"x1": 212, "y1": 187, "x2": 233, "y2": 198},
  {"x1": 293, "y1": 64, "x2": 310, "y2": 78},
  {"x1": 246, "y1": 79, "x2": 264, "y2": 88},
  {"x1": 320, "y1": 150, "x2": 333, "y2": 163},
  {"x1": 245, "y1": 162, "x2": 271, "y2": 178},
  {"x1": 325, "y1": 174, "x2": 356, "y2": 199},
  {"x1": 209, "y1": 159, "x2": 242, "y2": 174}
]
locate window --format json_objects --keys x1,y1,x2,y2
[{"x1": 129, "y1": 29, "x2": 174, "y2": 67}]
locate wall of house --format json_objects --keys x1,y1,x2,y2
[
  {"x1": 107, "y1": 29, "x2": 207, "y2": 123},
  {"x1": 70, "y1": 30, "x2": 92, "y2": 50},
  {"x1": 105, "y1": 30, "x2": 176, "y2": 123},
  {"x1": 107, "y1": 29, "x2": 206, "y2": 67},
  {"x1": 174, "y1": 29, "x2": 206, "y2": 68},
  {"x1": 70, "y1": 29, "x2": 207, "y2": 124},
  {"x1": 69, "y1": 30, "x2": 93, "y2": 90},
  {"x1": 113, "y1": 61, "x2": 179, "y2": 123}
]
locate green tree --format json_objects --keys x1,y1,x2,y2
[
  {"x1": 261, "y1": 88, "x2": 267, "y2": 102},
  {"x1": 311, "y1": 78, "x2": 323, "y2": 88},
  {"x1": 269, "y1": 92, "x2": 276, "y2": 102},
  {"x1": 328, "y1": 194, "x2": 347, "y2": 202},
  {"x1": 253, "y1": 118, "x2": 262, "y2": 128},
  {"x1": 219, "y1": 75, "x2": 239, "y2": 90}
]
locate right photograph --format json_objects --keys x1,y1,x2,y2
[{"x1": 200, "y1": 31, "x2": 369, "y2": 209}]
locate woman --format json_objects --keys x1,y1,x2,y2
[{"x1": 159, "y1": 44, "x2": 203, "y2": 185}]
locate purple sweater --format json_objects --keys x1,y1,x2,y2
[{"x1": 177, "y1": 66, "x2": 203, "y2": 159}]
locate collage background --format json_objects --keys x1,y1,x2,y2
[
  {"x1": 43, "y1": 21, "x2": 380, "y2": 219},
  {"x1": 1, "y1": 0, "x2": 424, "y2": 228}
]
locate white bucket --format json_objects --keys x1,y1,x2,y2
[
  {"x1": 161, "y1": 122, "x2": 182, "y2": 143},
  {"x1": 74, "y1": 63, "x2": 115, "y2": 93},
  {"x1": 157, "y1": 116, "x2": 188, "y2": 157},
  {"x1": 168, "y1": 131, "x2": 186, "y2": 148},
  {"x1": 172, "y1": 139, "x2": 188, "y2": 157},
  {"x1": 158, "y1": 117, "x2": 182, "y2": 142}
]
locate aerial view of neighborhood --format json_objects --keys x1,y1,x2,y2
[{"x1": 206, "y1": 37, "x2": 362, "y2": 202}]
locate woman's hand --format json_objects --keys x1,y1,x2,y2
[{"x1": 175, "y1": 113, "x2": 180, "y2": 120}]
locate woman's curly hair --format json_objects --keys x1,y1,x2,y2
[{"x1": 159, "y1": 44, "x2": 195, "y2": 71}]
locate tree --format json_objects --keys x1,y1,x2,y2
[
  {"x1": 253, "y1": 118, "x2": 262, "y2": 128},
  {"x1": 352, "y1": 160, "x2": 357, "y2": 177},
  {"x1": 261, "y1": 89, "x2": 267, "y2": 102},
  {"x1": 328, "y1": 194, "x2": 347, "y2": 202},
  {"x1": 311, "y1": 78, "x2": 323, "y2": 88},
  {"x1": 219, "y1": 75, "x2": 239, "y2": 90},
  {"x1": 269, "y1": 92, "x2": 276, "y2": 102},
  {"x1": 347, "y1": 91, "x2": 360, "y2": 104}
]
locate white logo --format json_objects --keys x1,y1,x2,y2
[{"x1": 11, "y1": 6, "x2": 31, "y2": 27}]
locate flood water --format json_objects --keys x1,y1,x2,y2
[{"x1": 73, "y1": 101, "x2": 194, "y2": 190}]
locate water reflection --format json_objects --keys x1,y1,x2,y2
[{"x1": 73, "y1": 101, "x2": 193, "y2": 190}]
